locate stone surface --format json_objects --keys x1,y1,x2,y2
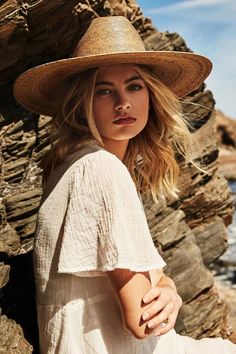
[
  {"x1": 192, "y1": 218, "x2": 228, "y2": 266},
  {"x1": 215, "y1": 279, "x2": 236, "y2": 343},
  {"x1": 218, "y1": 149, "x2": 236, "y2": 181},
  {"x1": 0, "y1": 315, "x2": 33, "y2": 354},
  {"x1": 177, "y1": 285, "x2": 230, "y2": 339},
  {"x1": 214, "y1": 109, "x2": 236, "y2": 181},
  {"x1": 0, "y1": 263, "x2": 10, "y2": 289}
]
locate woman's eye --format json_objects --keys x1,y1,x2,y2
[
  {"x1": 95, "y1": 89, "x2": 111, "y2": 96},
  {"x1": 128, "y1": 84, "x2": 142, "y2": 91}
]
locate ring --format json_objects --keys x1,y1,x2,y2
[{"x1": 159, "y1": 322, "x2": 167, "y2": 328}]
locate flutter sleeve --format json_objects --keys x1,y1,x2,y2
[{"x1": 57, "y1": 150, "x2": 166, "y2": 276}]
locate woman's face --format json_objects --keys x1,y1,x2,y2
[{"x1": 92, "y1": 64, "x2": 150, "y2": 144}]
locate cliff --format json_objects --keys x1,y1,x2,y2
[
  {"x1": 0, "y1": 0, "x2": 234, "y2": 352},
  {"x1": 214, "y1": 109, "x2": 236, "y2": 180}
]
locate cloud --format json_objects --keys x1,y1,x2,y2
[{"x1": 146, "y1": 0, "x2": 234, "y2": 15}]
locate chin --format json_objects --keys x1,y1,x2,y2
[
  {"x1": 100, "y1": 125, "x2": 146, "y2": 141},
  {"x1": 113, "y1": 129, "x2": 145, "y2": 140},
  {"x1": 115, "y1": 134, "x2": 136, "y2": 140}
]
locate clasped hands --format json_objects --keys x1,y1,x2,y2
[{"x1": 141, "y1": 276, "x2": 182, "y2": 336}]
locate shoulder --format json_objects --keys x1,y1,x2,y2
[
  {"x1": 72, "y1": 147, "x2": 131, "y2": 180},
  {"x1": 83, "y1": 148, "x2": 127, "y2": 170},
  {"x1": 69, "y1": 147, "x2": 136, "y2": 194}
]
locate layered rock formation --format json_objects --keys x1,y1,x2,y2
[
  {"x1": 214, "y1": 109, "x2": 236, "y2": 180},
  {"x1": 0, "y1": 0, "x2": 234, "y2": 351}
]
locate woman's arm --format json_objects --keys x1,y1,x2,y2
[
  {"x1": 142, "y1": 272, "x2": 182, "y2": 336},
  {"x1": 107, "y1": 269, "x2": 182, "y2": 339}
]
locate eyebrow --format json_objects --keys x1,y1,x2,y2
[{"x1": 95, "y1": 75, "x2": 142, "y2": 87}]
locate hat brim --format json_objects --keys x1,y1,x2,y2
[{"x1": 13, "y1": 51, "x2": 212, "y2": 116}]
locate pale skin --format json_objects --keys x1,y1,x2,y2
[{"x1": 92, "y1": 63, "x2": 182, "y2": 339}]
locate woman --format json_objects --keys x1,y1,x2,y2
[{"x1": 14, "y1": 16, "x2": 236, "y2": 354}]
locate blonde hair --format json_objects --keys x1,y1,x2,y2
[{"x1": 40, "y1": 65, "x2": 193, "y2": 202}]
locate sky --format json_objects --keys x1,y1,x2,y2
[{"x1": 137, "y1": 0, "x2": 236, "y2": 118}]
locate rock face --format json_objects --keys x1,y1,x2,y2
[
  {"x1": 0, "y1": 262, "x2": 33, "y2": 353},
  {"x1": 0, "y1": 314, "x2": 33, "y2": 354},
  {"x1": 0, "y1": 0, "x2": 234, "y2": 351},
  {"x1": 214, "y1": 109, "x2": 236, "y2": 180}
]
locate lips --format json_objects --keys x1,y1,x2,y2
[{"x1": 113, "y1": 116, "x2": 136, "y2": 125}]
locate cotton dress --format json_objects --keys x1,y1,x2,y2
[{"x1": 34, "y1": 141, "x2": 236, "y2": 354}]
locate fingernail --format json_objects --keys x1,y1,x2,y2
[
  {"x1": 148, "y1": 321, "x2": 155, "y2": 329},
  {"x1": 143, "y1": 296, "x2": 149, "y2": 304},
  {"x1": 155, "y1": 331, "x2": 161, "y2": 336},
  {"x1": 142, "y1": 312, "x2": 149, "y2": 320}
]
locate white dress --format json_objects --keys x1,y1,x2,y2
[{"x1": 34, "y1": 141, "x2": 236, "y2": 354}]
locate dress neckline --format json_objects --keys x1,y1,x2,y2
[{"x1": 67, "y1": 140, "x2": 104, "y2": 158}]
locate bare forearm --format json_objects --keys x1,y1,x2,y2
[
  {"x1": 107, "y1": 269, "x2": 182, "y2": 340},
  {"x1": 141, "y1": 272, "x2": 182, "y2": 336},
  {"x1": 148, "y1": 269, "x2": 163, "y2": 287},
  {"x1": 108, "y1": 270, "x2": 156, "y2": 339}
]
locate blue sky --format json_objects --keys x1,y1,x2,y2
[{"x1": 137, "y1": 0, "x2": 236, "y2": 118}]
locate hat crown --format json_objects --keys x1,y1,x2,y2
[
  {"x1": 14, "y1": 16, "x2": 212, "y2": 116},
  {"x1": 73, "y1": 16, "x2": 146, "y2": 58}
]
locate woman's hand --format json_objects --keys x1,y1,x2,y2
[{"x1": 141, "y1": 275, "x2": 182, "y2": 336}]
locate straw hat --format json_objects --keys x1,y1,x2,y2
[{"x1": 13, "y1": 16, "x2": 212, "y2": 117}]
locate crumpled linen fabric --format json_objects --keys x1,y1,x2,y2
[{"x1": 34, "y1": 141, "x2": 236, "y2": 354}]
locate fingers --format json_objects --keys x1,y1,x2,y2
[
  {"x1": 143, "y1": 287, "x2": 161, "y2": 304},
  {"x1": 142, "y1": 296, "x2": 173, "y2": 321},
  {"x1": 153, "y1": 311, "x2": 178, "y2": 336},
  {"x1": 146, "y1": 302, "x2": 174, "y2": 330},
  {"x1": 142, "y1": 285, "x2": 182, "y2": 336},
  {"x1": 154, "y1": 321, "x2": 173, "y2": 336}
]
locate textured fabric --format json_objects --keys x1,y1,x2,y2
[{"x1": 34, "y1": 141, "x2": 236, "y2": 354}]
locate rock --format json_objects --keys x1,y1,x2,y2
[
  {"x1": 177, "y1": 285, "x2": 230, "y2": 339},
  {"x1": 0, "y1": 224, "x2": 21, "y2": 255},
  {"x1": 214, "y1": 110, "x2": 236, "y2": 180},
  {"x1": 0, "y1": 315, "x2": 33, "y2": 354},
  {"x1": 192, "y1": 217, "x2": 228, "y2": 266},
  {"x1": 218, "y1": 149, "x2": 236, "y2": 181},
  {"x1": 0, "y1": 263, "x2": 10, "y2": 289},
  {"x1": 1, "y1": 188, "x2": 42, "y2": 254},
  {"x1": 181, "y1": 173, "x2": 233, "y2": 228},
  {"x1": 215, "y1": 279, "x2": 236, "y2": 341},
  {"x1": 215, "y1": 110, "x2": 236, "y2": 148},
  {"x1": 2, "y1": 158, "x2": 29, "y2": 183},
  {"x1": 0, "y1": 258, "x2": 34, "y2": 354}
]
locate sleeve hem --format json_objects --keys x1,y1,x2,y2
[{"x1": 58, "y1": 260, "x2": 166, "y2": 277}]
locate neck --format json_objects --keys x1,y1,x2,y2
[{"x1": 102, "y1": 138, "x2": 129, "y2": 161}]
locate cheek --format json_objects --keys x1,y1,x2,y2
[
  {"x1": 93, "y1": 99, "x2": 112, "y2": 124},
  {"x1": 93, "y1": 102, "x2": 105, "y2": 129},
  {"x1": 138, "y1": 92, "x2": 150, "y2": 116},
  {"x1": 93, "y1": 100, "x2": 101, "y2": 122}
]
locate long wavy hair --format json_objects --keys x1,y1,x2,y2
[{"x1": 40, "y1": 64, "x2": 193, "y2": 202}]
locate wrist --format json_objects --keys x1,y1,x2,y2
[{"x1": 149, "y1": 269, "x2": 163, "y2": 287}]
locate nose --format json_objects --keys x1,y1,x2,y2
[{"x1": 114, "y1": 94, "x2": 131, "y2": 112}]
